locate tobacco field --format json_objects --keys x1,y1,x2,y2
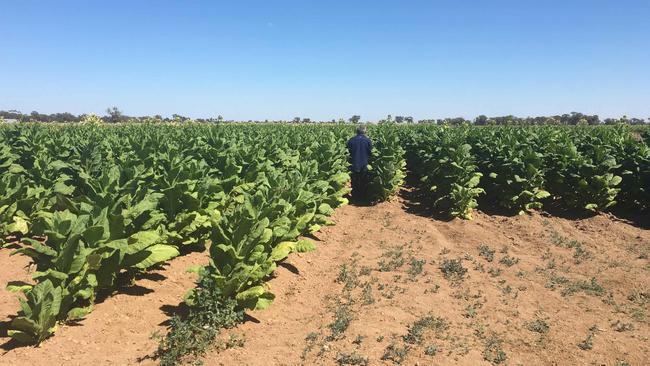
[{"x1": 0, "y1": 122, "x2": 648, "y2": 365}]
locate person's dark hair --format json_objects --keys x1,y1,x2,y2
[{"x1": 356, "y1": 125, "x2": 367, "y2": 135}]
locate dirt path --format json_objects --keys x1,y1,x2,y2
[
  {"x1": 207, "y1": 200, "x2": 649, "y2": 366},
  {"x1": 0, "y1": 198, "x2": 649, "y2": 365}
]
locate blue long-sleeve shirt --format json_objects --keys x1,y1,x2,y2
[{"x1": 347, "y1": 134, "x2": 372, "y2": 172}]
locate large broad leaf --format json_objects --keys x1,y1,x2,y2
[
  {"x1": 131, "y1": 244, "x2": 179, "y2": 270},
  {"x1": 6, "y1": 216, "x2": 29, "y2": 235},
  {"x1": 67, "y1": 306, "x2": 93, "y2": 320},
  {"x1": 82, "y1": 226, "x2": 106, "y2": 247},
  {"x1": 125, "y1": 231, "x2": 163, "y2": 255},
  {"x1": 235, "y1": 285, "x2": 275, "y2": 310},
  {"x1": 8, "y1": 329, "x2": 36, "y2": 344},
  {"x1": 269, "y1": 241, "x2": 295, "y2": 262},
  {"x1": 295, "y1": 239, "x2": 316, "y2": 253},
  {"x1": 6, "y1": 281, "x2": 33, "y2": 293}
]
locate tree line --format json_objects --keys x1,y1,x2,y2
[{"x1": 1, "y1": 109, "x2": 648, "y2": 125}]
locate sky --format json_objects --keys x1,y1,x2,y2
[{"x1": 1, "y1": 0, "x2": 649, "y2": 121}]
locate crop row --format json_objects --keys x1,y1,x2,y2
[
  {"x1": 0, "y1": 124, "x2": 351, "y2": 344},
  {"x1": 401, "y1": 125, "x2": 650, "y2": 218}
]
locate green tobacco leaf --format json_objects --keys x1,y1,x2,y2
[
  {"x1": 269, "y1": 241, "x2": 295, "y2": 262},
  {"x1": 8, "y1": 329, "x2": 36, "y2": 344},
  {"x1": 7, "y1": 216, "x2": 29, "y2": 234},
  {"x1": 6, "y1": 281, "x2": 33, "y2": 293},
  {"x1": 132, "y1": 244, "x2": 179, "y2": 269},
  {"x1": 53, "y1": 181, "x2": 76, "y2": 196},
  {"x1": 235, "y1": 285, "x2": 275, "y2": 310},
  {"x1": 67, "y1": 306, "x2": 93, "y2": 320},
  {"x1": 295, "y1": 239, "x2": 316, "y2": 253}
]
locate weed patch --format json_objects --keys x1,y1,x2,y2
[
  {"x1": 478, "y1": 244, "x2": 495, "y2": 262},
  {"x1": 381, "y1": 342, "x2": 409, "y2": 364},
  {"x1": 336, "y1": 351, "x2": 368, "y2": 365},
  {"x1": 483, "y1": 334, "x2": 507, "y2": 364},
  {"x1": 440, "y1": 258, "x2": 467, "y2": 283}
]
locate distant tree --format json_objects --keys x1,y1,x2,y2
[
  {"x1": 172, "y1": 113, "x2": 189, "y2": 122},
  {"x1": 349, "y1": 115, "x2": 361, "y2": 124},
  {"x1": 302, "y1": 118, "x2": 311, "y2": 123},
  {"x1": 106, "y1": 107, "x2": 124, "y2": 123},
  {"x1": 395, "y1": 116, "x2": 404, "y2": 123},
  {"x1": 405, "y1": 116, "x2": 414, "y2": 123},
  {"x1": 292, "y1": 117, "x2": 301, "y2": 123},
  {"x1": 474, "y1": 115, "x2": 488, "y2": 125}
]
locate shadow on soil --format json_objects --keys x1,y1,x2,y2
[
  {"x1": 278, "y1": 262, "x2": 300, "y2": 275},
  {"x1": 398, "y1": 178, "x2": 454, "y2": 222},
  {"x1": 0, "y1": 316, "x2": 23, "y2": 351}
]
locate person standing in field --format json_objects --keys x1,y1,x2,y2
[{"x1": 347, "y1": 125, "x2": 372, "y2": 202}]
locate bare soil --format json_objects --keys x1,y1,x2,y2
[{"x1": 1, "y1": 197, "x2": 649, "y2": 366}]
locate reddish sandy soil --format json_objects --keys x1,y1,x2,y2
[{"x1": 1, "y1": 196, "x2": 649, "y2": 366}]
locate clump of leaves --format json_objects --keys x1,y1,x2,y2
[
  {"x1": 551, "y1": 232, "x2": 592, "y2": 263},
  {"x1": 362, "y1": 282, "x2": 375, "y2": 305},
  {"x1": 546, "y1": 274, "x2": 570, "y2": 290},
  {"x1": 336, "y1": 351, "x2": 369, "y2": 365},
  {"x1": 379, "y1": 248, "x2": 405, "y2": 272},
  {"x1": 439, "y1": 258, "x2": 467, "y2": 282},
  {"x1": 424, "y1": 344, "x2": 438, "y2": 356},
  {"x1": 561, "y1": 278, "x2": 604, "y2": 297},
  {"x1": 478, "y1": 244, "x2": 495, "y2": 262},
  {"x1": 627, "y1": 289, "x2": 649, "y2": 306},
  {"x1": 488, "y1": 267, "x2": 502, "y2": 277},
  {"x1": 217, "y1": 333, "x2": 245, "y2": 350},
  {"x1": 483, "y1": 334, "x2": 507, "y2": 364},
  {"x1": 577, "y1": 325, "x2": 598, "y2": 350},
  {"x1": 499, "y1": 255, "x2": 519, "y2": 267},
  {"x1": 526, "y1": 319, "x2": 550, "y2": 334},
  {"x1": 611, "y1": 320, "x2": 634, "y2": 332},
  {"x1": 337, "y1": 263, "x2": 359, "y2": 290},
  {"x1": 359, "y1": 266, "x2": 372, "y2": 276},
  {"x1": 407, "y1": 257, "x2": 426, "y2": 280},
  {"x1": 328, "y1": 304, "x2": 354, "y2": 340},
  {"x1": 403, "y1": 315, "x2": 448, "y2": 345},
  {"x1": 154, "y1": 278, "x2": 243, "y2": 366},
  {"x1": 424, "y1": 284, "x2": 440, "y2": 294},
  {"x1": 381, "y1": 342, "x2": 409, "y2": 364}
]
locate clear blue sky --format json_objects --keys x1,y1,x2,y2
[{"x1": 1, "y1": 0, "x2": 649, "y2": 121}]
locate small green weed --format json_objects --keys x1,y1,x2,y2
[
  {"x1": 362, "y1": 282, "x2": 375, "y2": 305},
  {"x1": 526, "y1": 319, "x2": 549, "y2": 334},
  {"x1": 478, "y1": 244, "x2": 495, "y2": 262},
  {"x1": 439, "y1": 258, "x2": 467, "y2": 282},
  {"x1": 328, "y1": 304, "x2": 354, "y2": 340},
  {"x1": 379, "y1": 248, "x2": 405, "y2": 272},
  {"x1": 424, "y1": 344, "x2": 438, "y2": 356},
  {"x1": 335, "y1": 351, "x2": 368, "y2": 366},
  {"x1": 407, "y1": 257, "x2": 426, "y2": 280},
  {"x1": 483, "y1": 334, "x2": 507, "y2": 364},
  {"x1": 577, "y1": 325, "x2": 598, "y2": 350},
  {"x1": 488, "y1": 267, "x2": 502, "y2": 277},
  {"x1": 381, "y1": 342, "x2": 409, "y2": 364},
  {"x1": 611, "y1": 320, "x2": 634, "y2": 332},
  {"x1": 499, "y1": 255, "x2": 519, "y2": 267},
  {"x1": 403, "y1": 315, "x2": 448, "y2": 345}
]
